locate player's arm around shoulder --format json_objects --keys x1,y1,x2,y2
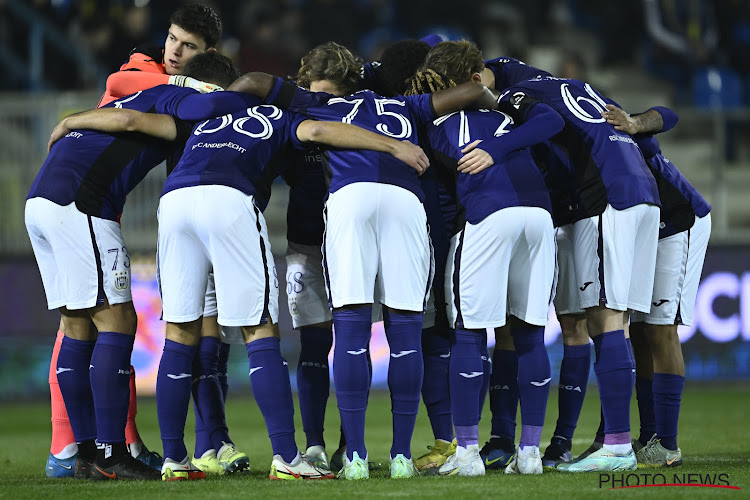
[
  {"x1": 431, "y1": 82, "x2": 500, "y2": 117},
  {"x1": 602, "y1": 104, "x2": 677, "y2": 135},
  {"x1": 295, "y1": 119, "x2": 430, "y2": 175},
  {"x1": 458, "y1": 101, "x2": 564, "y2": 175},
  {"x1": 48, "y1": 109, "x2": 177, "y2": 151},
  {"x1": 226, "y1": 71, "x2": 277, "y2": 100}
]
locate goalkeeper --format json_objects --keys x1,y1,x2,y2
[{"x1": 97, "y1": 3, "x2": 223, "y2": 107}]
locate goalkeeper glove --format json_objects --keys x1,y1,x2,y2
[{"x1": 168, "y1": 75, "x2": 223, "y2": 93}]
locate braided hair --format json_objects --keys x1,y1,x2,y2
[{"x1": 405, "y1": 68, "x2": 457, "y2": 96}]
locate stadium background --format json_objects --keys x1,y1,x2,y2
[{"x1": 1, "y1": 0, "x2": 749, "y2": 401}]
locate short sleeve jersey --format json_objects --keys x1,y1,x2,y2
[
  {"x1": 28, "y1": 86, "x2": 264, "y2": 221},
  {"x1": 501, "y1": 77, "x2": 661, "y2": 220},
  {"x1": 162, "y1": 104, "x2": 308, "y2": 212},
  {"x1": 636, "y1": 136, "x2": 711, "y2": 238},
  {"x1": 426, "y1": 104, "x2": 552, "y2": 225},
  {"x1": 266, "y1": 78, "x2": 435, "y2": 201},
  {"x1": 28, "y1": 85, "x2": 198, "y2": 221},
  {"x1": 484, "y1": 57, "x2": 552, "y2": 89}
]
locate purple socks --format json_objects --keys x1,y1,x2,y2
[
  {"x1": 653, "y1": 373, "x2": 684, "y2": 450},
  {"x1": 246, "y1": 336, "x2": 297, "y2": 463},
  {"x1": 156, "y1": 338, "x2": 197, "y2": 461},
  {"x1": 489, "y1": 349, "x2": 519, "y2": 440},
  {"x1": 450, "y1": 328, "x2": 484, "y2": 448},
  {"x1": 192, "y1": 336, "x2": 230, "y2": 457},
  {"x1": 383, "y1": 309, "x2": 424, "y2": 459},
  {"x1": 635, "y1": 376, "x2": 656, "y2": 443},
  {"x1": 593, "y1": 330, "x2": 634, "y2": 446},
  {"x1": 421, "y1": 327, "x2": 454, "y2": 442},
  {"x1": 90, "y1": 331, "x2": 135, "y2": 445},
  {"x1": 297, "y1": 326, "x2": 333, "y2": 448},
  {"x1": 217, "y1": 342, "x2": 231, "y2": 401},
  {"x1": 332, "y1": 305, "x2": 372, "y2": 461},
  {"x1": 553, "y1": 343, "x2": 591, "y2": 440},
  {"x1": 57, "y1": 336, "x2": 97, "y2": 442},
  {"x1": 512, "y1": 326, "x2": 550, "y2": 448}
]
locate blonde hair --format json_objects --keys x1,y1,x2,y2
[
  {"x1": 296, "y1": 41, "x2": 363, "y2": 94},
  {"x1": 405, "y1": 68, "x2": 457, "y2": 95},
  {"x1": 420, "y1": 40, "x2": 484, "y2": 85}
]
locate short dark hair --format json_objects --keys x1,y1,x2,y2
[
  {"x1": 182, "y1": 52, "x2": 241, "y2": 89},
  {"x1": 170, "y1": 3, "x2": 223, "y2": 49},
  {"x1": 377, "y1": 39, "x2": 431, "y2": 96}
]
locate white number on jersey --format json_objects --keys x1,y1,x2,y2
[
  {"x1": 560, "y1": 83, "x2": 607, "y2": 124},
  {"x1": 193, "y1": 105, "x2": 283, "y2": 140},
  {"x1": 328, "y1": 97, "x2": 364, "y2": 123},
  {"x1": 327, "y1": 97, "x2": 412, "y2": 139},
  {"x1": 113, "y1": 91, "x2": 142, "y2": 108},
  {"x1": 374, "y1": 98, "x2": 412, "y2": 139},
  {"x1": 433, "y1": 109, "x2": 514, "y2": 147}
]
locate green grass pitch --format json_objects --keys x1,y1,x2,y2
[{"x1": 1, "y1": 384, "x2": 748, "y2": 499}]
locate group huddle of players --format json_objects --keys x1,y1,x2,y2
[{"x1": 28, "y1": 2, "x2": 710, "y2": 482}]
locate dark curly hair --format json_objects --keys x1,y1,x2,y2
[
  {"x1": 170, "y1": 3, "x2": 223, "y2": 49},
  {"x1": 296, "y1": 41, "x2": 363, "y2": 95},
  {"x1": 377, "y1": 39, "x2": 431, "y2": 96}
]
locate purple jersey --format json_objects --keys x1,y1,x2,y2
[
  {"x1": 426, "y1": 108, "x2": 553, "y2": 225},
  {"x1": 484, "y1": 57, "x2": 552, "y2": 90},
  {"x1": 359, "y1": 61, "x2": 383, "y2": 94},
  {"x1": 498, "y1": 77, "x2": 660, "y2": 220},
  {"x1": 636, "y1": 136, "x2": 711, "y2": 238},
  {"x1": 28, "y1": 86, "x2": 262, "y2": 221},
  {"x1": 282, "y1": 147, "x2": 328, "y2": 246},
  {"x1": 162, "y1": 104, "x2": 307, "y2": 211},
  {"x1": 266, "y1": 77, "x2": 435, "y2": 201}
]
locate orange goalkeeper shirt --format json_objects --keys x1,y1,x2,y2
[{"x1": 97, "y1": 44, "x2": 170, "y2": 108}]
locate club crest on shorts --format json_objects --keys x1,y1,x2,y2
[
  {"x1": 290, "y1": 297, "x2": 299, "y2": 316},
  {"x1": 114, "y1": 271, "x2": 130, "y2": 290}
]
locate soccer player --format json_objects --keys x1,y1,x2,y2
[
  {"x1": 465, "y1": 73, "x2": 663, "y2": 472},
  {"x1": 97, "y1": 3, "x2": 224, "y2": 107},
  {"x1": 374, "y1": 37, "x2": 462, "y2": 472},
  {"x1": 542, "y1": 106, "x2": 690, "y2": 468},
  {"x1": 283, "y1": 38, "x2": 452, "y2": 473},
  {"x1": 420, "y1": 44, "x2": 558, "y2": 469},
  {"x1": 79, "y1": 85, "x2": 429, "y2": 480},
  {"x1": 30, "y1": 52, "x2": 244, "y2": 481},
  {"x1": 45, "y1": 3, "x2": 224, "y2": 477},
  {"x1": 406, "y1": 61, "x2": 564, "y2": 475},
  {"x1": 227, "y1": 61, "x2": 499, "y2": 479},
  {"x1": 298, "y1": 37, "x2": 460, "y2": 472},
  {"x1": 599, "y1": 105, "x2": 711, "y2": 467}
]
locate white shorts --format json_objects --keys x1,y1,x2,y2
[
  {"x1": 553, "y1": 224, "x2": 584, "y2": 315},
  {"x1": 158, "y1": 185, "x2": 279, "y2": 326},
  {"x1": 573, "y1": 203, "x2": 659, "y2": 313},
  {"x1": 202, "y1": 273, "x2": 248, "y2": 344},
  {"x1": 285, "y1": 242, "x2": 332, "y2": 329},
  {"x1": 25, "y1": 198, "x2": 132, "y2": 310},
  {"x1": 630, "y1": 214, "x2": 711, "y2": 326},
  {"x1": 423, "y1": 289, "x2": 436, "y2": 329},
  {"x1": 203, "y1": 271, "x2": 218, "y2": 318},
  {"x1": 446, "y1": 207, "x2": 556, "y2": 329},
  {"x1": 323, "y1": 183, "x2": 432, "y2": 311}
]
